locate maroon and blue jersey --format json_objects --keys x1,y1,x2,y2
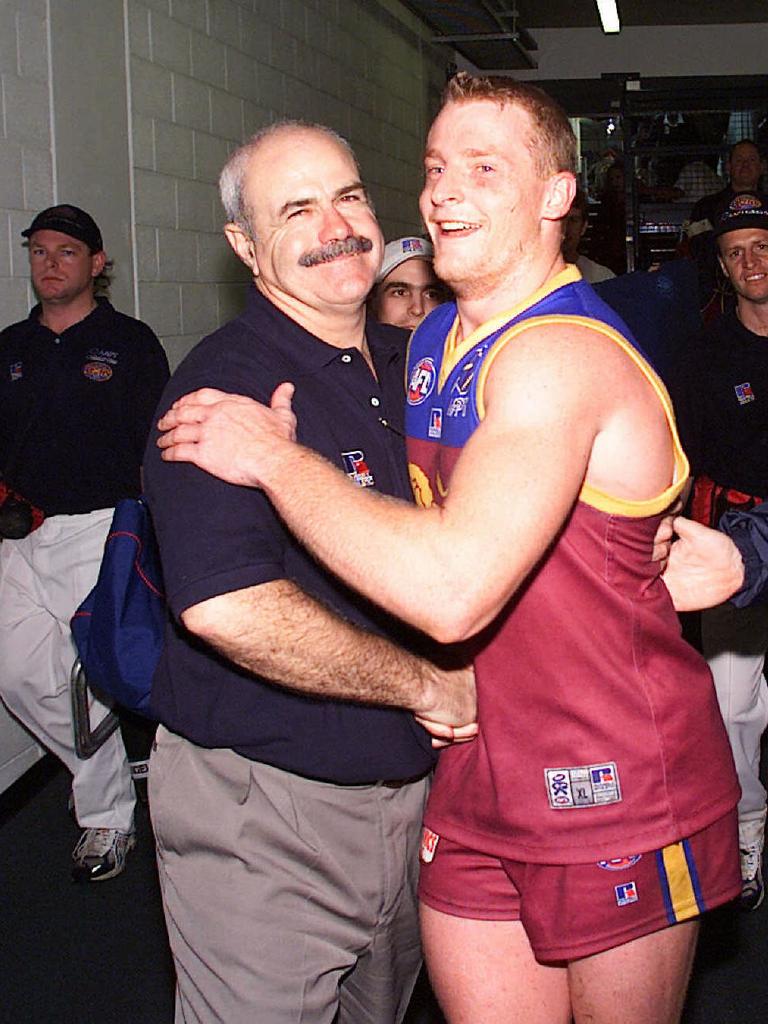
[{"x1": 406, "y1": 266, "x2": 739, "y2": 864}]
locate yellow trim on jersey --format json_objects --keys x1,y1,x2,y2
[
  {"x1": 473, "y1": 313, "x2": 688, "y2": 518},
  {"x1": 659, "y1": 842, "x2": 701, "y2": 922},
  {"x1": 437, "y1": 265, "x2": 582, "y2": 392}
]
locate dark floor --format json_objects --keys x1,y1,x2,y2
[{"x1": 1, "y1": 757, "x2": 766, "y2": 1024}]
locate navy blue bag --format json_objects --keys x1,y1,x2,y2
[{"x1": 71, "y1": 497, "x2": 164, "y2": 718}]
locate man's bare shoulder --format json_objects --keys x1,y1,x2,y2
[{"x1": 483, "y1": 319, "x2": 646, "y2": 422}]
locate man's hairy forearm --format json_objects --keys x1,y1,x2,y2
[{"x1": 180, "y1": 577, "x2": 459, "y2": 715}]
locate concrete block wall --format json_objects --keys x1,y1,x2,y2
[
  {"x1": 0, "y1": 1, "x2": 448, "y2": 368},
  {"x1": 0, "y1": 0, "x2": 54, "y2": 324},
  {"x1": 128, "y1": 0, "x2": 449, "y2": 366}
]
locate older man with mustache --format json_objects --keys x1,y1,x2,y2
[{"x1": 141, "y1": 121, "x2": 475, "y2": 1024}]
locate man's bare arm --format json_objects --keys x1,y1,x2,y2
[
  {"x1": 159, "y1": 327, "x2": 659, "y2": 643},
  {"x1": 181, "y1": 578, "x2": 476, "y2": 736}
]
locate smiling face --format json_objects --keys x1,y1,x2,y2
[
  {"x1": 374, "y1": 257, "x2": 447, "y2": 329},
  {"x1": 226, "y1": 127, "x2": 383, "y2": 329},
  {"x1": 718, "y1": 227, "x2": 768, "y2": 305},
  {"x1": 419, "y1": 100, "x2": 572, "y2": 303},
  {"x1": 28, "y1": 229, "x2": 104, "y2": 307}
]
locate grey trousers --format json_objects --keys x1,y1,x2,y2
[
  {"x1": 150, "y1": 727, "x2": 429, "y2": 1024},
  {"x1": 702, "y1": 599, "x2": 768, "y2": 845}
]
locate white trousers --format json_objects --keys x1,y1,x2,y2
[
  {"x1": 0, "y1": 510, "x2": 135, "y2": 831},
  {"x1": 701, "y1": 600, "x2": 768, "y2": 846}
]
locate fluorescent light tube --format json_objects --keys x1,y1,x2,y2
[{"x1": 596, "y1": 0, "x2": 621, "y2": 34}]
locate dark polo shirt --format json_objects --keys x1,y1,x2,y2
[
  {"x1": 143, "y1": 286, "x2": 436, "y2": 784},
  {"x1": 675, "y1": 309, "x2": 768, "y2": 497},
  {"x1": 0, "y1": 298, "x2": 169, "y2": 515}
]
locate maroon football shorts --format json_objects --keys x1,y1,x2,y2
[{"x1": 418, "y1": 808, "x2": 740, "y2": 961}]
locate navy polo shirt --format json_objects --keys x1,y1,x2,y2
[
  {"x1": 143, "y1": 286, "x2": 436, "y2": 784},
  {"x1": 0, "y1": 298, "x2": 169, "y2": 515}
]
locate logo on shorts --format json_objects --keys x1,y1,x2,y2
[
  {"x1": 545, "y1": 761, "x2": 622, "y2": 809},
  {"x1": 597, "y1": 855, "x2": 642, "y2": 871},
  {"x1": 407, "y1": 358, "x2": 436, "y2": 405},
  {"x1": 615, "y1": 881, "x2": 639, "y2": 906},
  {"x1": 420, "y1": 827, "x2": 440, "y2": 864}
]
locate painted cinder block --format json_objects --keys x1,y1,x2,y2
[
  {"x1": 173, "y1": 73, "x2": 212, "y2": 132},
  {"x1": 149, "y1": 9, "x2": 192, "y2": 75},
  {"x1": 155, "y1": 120, "x2": 195, "y2": 178},
  {"x1": 131, "y1": 56, "x2": 174, "y2": 120},
  {"x1": 134, "y1": 169, "x2": 178, "y2": 228}
]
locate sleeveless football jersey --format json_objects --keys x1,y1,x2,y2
[{"x1": 406, "y1": 265, "x2": 739, "y2": 863}]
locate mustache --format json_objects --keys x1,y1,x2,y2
[{"x1": 298, "y1": 235, "x2": 373, "y2": 267}]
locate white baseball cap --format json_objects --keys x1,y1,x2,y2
[{"x1": 376, "y1": 236, "x2": 434, "y2": 283}]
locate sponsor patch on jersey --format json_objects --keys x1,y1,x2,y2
[
  {"x1": 615, "y1": 881, "x2": 639, "y2": 906},
  {"x1": 420, "y1": 827, "x2": 440, "y2": 863},
  {"x1": 597, "y1": 854, "x2": 642, "y2": 871},
  {"x1": 341, "y1": 450, "x2": 374, "y2": 487},
  {"x1": 447, "y1": 395, "x2": 468, "y2": 418},
  {"x1": 545, "y1": 761, "x2": 622, "y2": 810},
  {"x1": 9, "y1": 361, "x2": 22, "y2": 381},
  {"x1": 407, "y1": 357, "x2": 437, "y2": 405},
  {"x1": 82, "y1": 360, "x2": 113, "y2": 382},
  {"x1": 428, "y1": 407, "x2": 443, "y2": 438},
  {"x1": 735, "y1": 381, "x2": 755, "y2": 405},
  {"x1": 86, "y1": 347, "x2": 118, "y2": 366},
  {"x1": 453, "y1": 357, "x2": 477, "y2": 395}
]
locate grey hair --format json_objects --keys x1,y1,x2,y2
[{"x1": 218, "y1": 120, "x2": 362, "y2": 235}]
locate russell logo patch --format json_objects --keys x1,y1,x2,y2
[
  {"x1": 615, "y1": 881, "x2": 639, "y2": 907},
  {"x1": 545, "y1": 761, "x2": 622, "y2": 809},
  {"x1": 428, "y1": 408, "x2": 443, "y2": 438},
  {"x1": 341, "y1": 450, "x2": 374, "y2": 487},
  {"x1": 735, "y1": 382, "x2": 755, "y2": 405}
]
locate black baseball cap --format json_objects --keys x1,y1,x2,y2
[
  {"x1": 714, "y1": 192, "x2": 768, "y2": 239},
  {"x1": 21, "y1": 204, "x2": 103, "y2": 252}
]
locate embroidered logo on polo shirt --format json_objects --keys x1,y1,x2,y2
[
  {"x1": 341, "y1": 450, "x2": 374, "y2": 487},
  {"x1": 735, "y1": 382, "x2": 755, "y2": 405},
  {"x1": 86, "y1": 347, "x2": 118, "y2": 365},
  {"x1": 82, "y1": 361, "x2": 113, "y2": 382},
  {"x1": 545, "y1": 761, "x2": 622, "y2": 809},
  {"x1": 9, "y1": 361, "x2": 22, "y2": 381}
]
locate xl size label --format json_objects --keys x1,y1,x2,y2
[{"x1": 545, "y1": 761, "x2": 621, "y2": 810}]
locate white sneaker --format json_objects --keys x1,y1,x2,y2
[
  {"x1": 71, "y1": 827, "x2": 136, "y2": 882},
  {"x1": 739, "y1": 840, "x2": 765, "y2": 911}
]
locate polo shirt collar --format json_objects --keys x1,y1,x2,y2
[
  {"x1": 240, "y1": 284, "x2": 404, "y2": 373},
  {"x1": 27, "y1": 295, "x2": 113, "y2": 336}
]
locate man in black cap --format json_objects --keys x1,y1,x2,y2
[
  {"x1": 0, "y1": 205, "x2": 169, "y2": 880},
  {"x1": 684, "y1": 140, "x2": 766, "y2": 320},
  {"x1": 675, "y1": 191, "x2": 768, "y2": 910}
]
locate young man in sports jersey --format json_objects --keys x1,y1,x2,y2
[{"x1": 155, "y1": 74, "x2": 741, "y2": 1024}]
